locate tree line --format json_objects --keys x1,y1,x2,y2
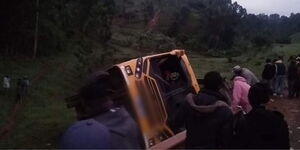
[
  {"x1": 0, "y1": 0, "x2": 114, "y2": 57},
  {"x1": 1, "y1": 0, "x2": 300, "y2": 58}
]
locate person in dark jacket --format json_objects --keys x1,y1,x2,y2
[
  {"x1": 262, "y1": 58, "x2": 276, "y2": 91},
  {"x1": 287, "y1": 58, "x2": 298, "y2": 98},
  {"x1": 174, "y1": 71, "x2": 233, "y2": 149},
  {"x1": 295, "y1": 63, "x2": 300, "y2": 98},
  {"x1": 61, "y1": 71, "x2": 144, "y2": 149},
  {"x1": 234, "y1": 83, "x2": 290, "y2": 149},
  {"x1": 274, "y1": 57, "x2": 286, "y2": 97}
]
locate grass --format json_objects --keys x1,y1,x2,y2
[{"x1": 0, "y1": 54, "x2": 76, "y2": 148}]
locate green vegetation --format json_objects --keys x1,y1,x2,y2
[
  {"x1": 0, "y1": 53, "x2": 78, "y2": 148},
  {"x1": 290, "y1": 32, "x2": 300, "y2": 44},
  {"x1": 189, "y1": 33, "x2": 300, "y2": 80}
]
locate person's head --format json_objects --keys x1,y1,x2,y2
[
  {"x1": 248, "y1": 83, "x2": 271, "y2": 108},
  {"x1": 278, "y1": 56, "x2": 284, "y2": 61},
  {"x1": 23, "y1": 76, "x2": 28, "y2": 80},
  {"x1": 76, "y1": 71, "x2": 115, "y2": 119},
  {"x1": 296, "y1": 56, "x2": 300, "y2": 62},
  {"x1": 272, "y1": 58, "x2": 278, "y2": 64},
  {"x1": 289, "y1": 56, "x2": 295, "y2": 61},
  {"x1": 265, "y1": 58, "x2": 271, "y2": 64},
  {"x1": 232, "y1": 65, "x2": 243, "y2": 76},
  {"x1": 203, "y1": 71, "x2": 223, "y2": 91},
  {"x1": 290, "y1": 59, "x2": 296, "y2": 65}
]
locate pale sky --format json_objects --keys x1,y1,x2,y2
[{"x1": 233, "y1": 0, "x2": 300, "y2": 16}]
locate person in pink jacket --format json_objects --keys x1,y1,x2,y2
[{"x1": 231, "y1": 76, "x2": 252, "y2": 114}]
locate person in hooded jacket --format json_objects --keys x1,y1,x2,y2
[
  {"x1": 174, "y1": 71, "x2": 233, "y2": 149},
  {"x1": 231, "y1": 69, "x2": 252, "y2": 114},
  {"x1": 234, "y1": 83, "x2": 290, "y2": 149}
]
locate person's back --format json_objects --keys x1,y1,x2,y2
[
  {"x1": 236, "y1": 107, "x2": 289, "y2": 149},
  {"x1": 276, "y1": 60, "x2": 286, "y2": 76},
  {"x1": 93, "y1": 107, "x2": 143, "y2": 149},
  {"x1": 184, "y1": 90, "x2": 233, "y2": 149},
  {"x1": 262, "y1": 62, "x2": 276, "y2": 80},
  {"x1": 61, "y1": 71, "x2": 143, "y2": 149},
  {"x1": 175, "y1": 71, "x2": 233, "y2": 149},
  {"x1": 234, "y1": 83, "x2": 290, "y2": 149},
  {"x1": 60, "y1": 119, "x2": 111, "y2": 149},
  {"x1": 232, "y1": 76, "x2": 252, "y2": 114},
  {"x1": 241, "y1": 68, "x2": 259, "y2": 86},
  {"x1": 288, "y1": 61, "x2": 297, "y2": 80}
]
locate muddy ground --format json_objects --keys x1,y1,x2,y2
[{"x1": 267, "y1": 97, "x2": 300, "y2": 149}]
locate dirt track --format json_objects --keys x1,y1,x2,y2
[{"x1": 267, "y1": 97, "x2": 300, "y2": 149}]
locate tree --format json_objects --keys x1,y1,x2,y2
[{"x1": 33, "y1": 0, "x2": 39, "y2": 59}]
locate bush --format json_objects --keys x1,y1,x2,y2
[{"x1": 275, "y1": 37, "x2": 291, "y2": 44}]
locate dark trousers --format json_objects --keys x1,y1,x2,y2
[
  {"x1": 288, "y1": 79, "x2": 296, "y2": 98},
  {"x1": 262, "y1": 79, "x2": 273, "y2": 93},
  {"x1": 275, "y1": 76, "x2": 285, "y2": 95},
  {"x1": 294, "y1": 78, "x2": 300, "y2": 98}
]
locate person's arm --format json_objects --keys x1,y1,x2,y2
[{"x1": 186, "y1": 93, "x2": 228, "y2": 112}]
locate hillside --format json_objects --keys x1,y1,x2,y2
[{"x1": 290, "y1": 32, "x2": 300, "y2": 44}]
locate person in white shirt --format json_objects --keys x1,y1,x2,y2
[
  {"x1": 2, "y1": 75, "x2": 11, "y2": 95},
  {"x1": 3, "y1": 75, "x2": 11, "y2": 89}
]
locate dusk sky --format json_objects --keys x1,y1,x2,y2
[{"x1": 233, "y1": 0, "x2": 300, "y2": 16}]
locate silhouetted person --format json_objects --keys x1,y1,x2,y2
[
  {"x1": 175, "y1": 71, "x2": 233, "y2": 149},
  {"x1": 234, "y1": 83, "x2": 290, "y2": 149},
  {"x1": 295, "y1": 63, "x2": 300, "y2": 98},
  {"x1": 2, "y1": 75, "x2": 11, "y2": 94},
  {"x1": 287, "y1": 58, "x2": 298, "y2": 98},
  {"x1": 16, "y1": 77, "x2": 30, "y2": 101},
  {"x1": 262, "y1": 58, "x2": 276, "y2": 91},
  {"x1": 22, "y1": 76, "x2": 30, "y2": 95},
  {"x1": 60, "y1": 71, "x2": 143, "y2": 149},
  {"x1": 16, "y1": 79, "x2": 23, "y2": 101}
]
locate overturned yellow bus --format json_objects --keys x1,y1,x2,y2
[{"x1": 106, "y1": 50, "x2": 200, "y2": 149}]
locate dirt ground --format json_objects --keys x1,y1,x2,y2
[{"x1": 267, "y1": 96, "x2": 300, "y2": 149}]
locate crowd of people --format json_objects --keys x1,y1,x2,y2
[
  {"x1": 59, "y1": 55, "x2": 300, "y2": 149},
  {"x1": 262, "y1": 55, "x2": 300, "y2": 99},
  {"x1": 176, "y1": 71, "x2": 290, "y2": 149}
]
